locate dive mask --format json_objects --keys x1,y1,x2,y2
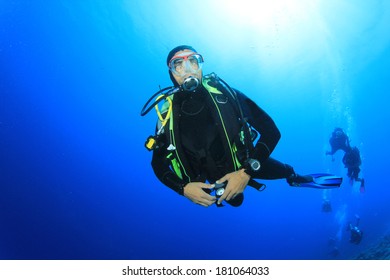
[{"x1": 168, "y1": 52, "x2": 204, "y2": 77}]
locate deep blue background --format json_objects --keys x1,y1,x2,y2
[{"x1": 1, "y1": 0, "x2": 390, "y2": 259}]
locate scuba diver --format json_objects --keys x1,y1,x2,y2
[
  {"x1": 322, "y1": 199, "x2": 332, "y2": 212},
  {"x1": 141, "y1": 45, "x2": 342, "y2": 207},
  {"x1": 343, "y1": 146, "x2": 365, "y2": 192},
  {"x1": 326, "y1": 127, "x2": 350, "y2": 161},
  {"x1": 326, "y1": 128, "x2": 365, "y2": 192},
  {"x1": 348, "y1": 215, "x2": 363, "y2": 245}
]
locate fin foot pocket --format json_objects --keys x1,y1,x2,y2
[{"x1": 291, "y1": 173, "x2": 342, "y2": 189}]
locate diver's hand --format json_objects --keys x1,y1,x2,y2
[
  {"x1": 216, "y1": 169, "x2": 250, "y2": 205},
  {"x1": 183, "y1": 182, "x2": 216, "y2": 207}
]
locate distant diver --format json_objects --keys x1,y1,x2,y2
[
  {"x1": 343, "y1": 146, "x2": 365, "y2": 192},
  {"x1": 322, "y1": 199, "x2": 332, "y2": 212},
  {"x1": 348, "y1": 215, "x2": 363, "y2": 245},
  {"x1": 326, "y1": 128, "x2": 365, "y2": 192},
  {"x1": 326, "y1": 127, "x2": 351, "y2": 160},
  {"x1": 141, "y1": 45, "x2": 343, "y2": 207}
]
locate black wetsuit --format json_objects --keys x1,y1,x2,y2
[
  {"x1": 151, "y1": 85, "x2": 295, "y2": 196},
  {"x1": 328, "y1": 131, "x2": 350, "y2": 155},
  {"x1": 343, "y1": 147, "x2": 362, "y2": 181}
]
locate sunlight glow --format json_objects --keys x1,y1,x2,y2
[
  {"x1": 211, "y1": 0, "x2": 325, "y2": 67},
  {"x1": 222, "y1": 0, "x2": 315, "y2": 30}
]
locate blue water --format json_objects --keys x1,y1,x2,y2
[{"x1": 1, "y1": 0, "x2": 390, "y2": 260}]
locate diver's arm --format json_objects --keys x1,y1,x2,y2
[
  {"x1": 236, "y1": 90, "x2": 281, "y2": 164},
  {"x1": 151, "y1": 150, "x2": 187, "y2": 195}
]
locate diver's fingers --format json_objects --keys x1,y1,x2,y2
[
  {"x1": 225, "y1": 191, "x2": 237, "y2": 201},
  {"x1": 199, "y1": 201, "x2": 213, "y2": 207},
  {"x1": 216, "y1": 174, "x2": 229, "y2": 185},
  {"x1": 198, "y1": 195, "x2": 216, "y2": 207},
  {"x1": 201, "y1": 191, "x2": 217, "y2": 201},
  {"x1": 217, "y1": 188, "x2": 231, "y2": 205},
  {"x1": 202, "y1": 183, "x2": 216, "y2": 189}
]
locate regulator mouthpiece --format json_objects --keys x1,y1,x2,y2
[{"x1": 182, "y1": 76, "x2": 200, "y2": 92}]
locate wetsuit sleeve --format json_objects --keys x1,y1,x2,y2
[
  {"x1": 236, "y1": 90, "x2": 281, "y2": 164},
  {"x1": 151, "y1": 139, "x2": 187, "y2": 195}
]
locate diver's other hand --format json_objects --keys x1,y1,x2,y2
[
  {"x1": 216, "y1": 169, "x2": 250, "y2": 205},
  {"x1": 183, "y1": 182, "x2": 216, "y2": 207}
]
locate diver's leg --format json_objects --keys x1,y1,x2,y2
[
  {"x1": 347, "y1": 168, "x2": 353, "y2": 178},
  {"x1": 256, "y1": 157, "x2": 313, "y2": 186},
  {"x1": 256, "y1": 157, "x2": 292, "y2": 179}
]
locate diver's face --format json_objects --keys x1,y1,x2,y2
[{"x1": 169, "y1": 50, "x2": 203, "y2": 85}]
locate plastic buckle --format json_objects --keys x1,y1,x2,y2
[{"x1": 145, "y1": 136, "x2": 157, "y2": 151}]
